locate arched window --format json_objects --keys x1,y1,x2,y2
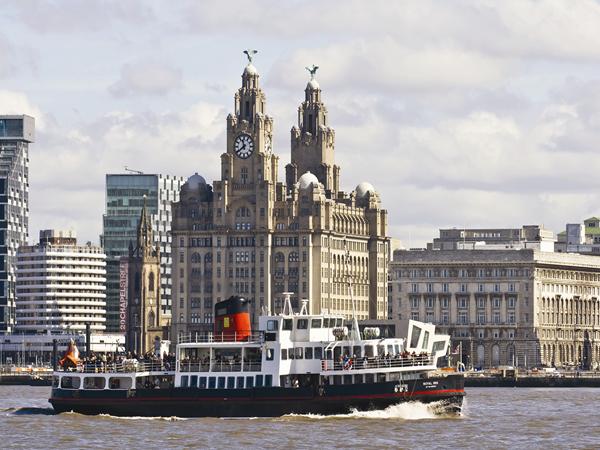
[
  {"x1": 205, "y1": 253, "x2": 213, "y2": 263},
  {"x1": 191, "y1": 253, "x2": 201, "y2": 263},
  {"x1": 149, "y1": 272, "x2": 155, "y2": 292}
]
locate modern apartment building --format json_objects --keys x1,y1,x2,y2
[
  {"x1": 390, "y1": 249, "x2": 600, "y2": 370},
  {"x1": 171, "y1": 57, "x2": 389, "y2": 339},
  {"x1": 0, "y1": 115, "x2": 33, "y2": 333},
  {"x1": 15, "y1": 230, "x2": 106, "y2": 334},
  {"x1": 101, "y1": 173, "x2": 184, "y2": 331}
]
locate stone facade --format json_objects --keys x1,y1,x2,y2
[
  {"x1": 170, "y1": 58, "x2": 389, "y2": 339},
  {"x1": 390, "y1": 249, "x2": 600, "y2": 369},
  {"x1": 125, "y1": 199, "x2": 168, "y2": 354}
]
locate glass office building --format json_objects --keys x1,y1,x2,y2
[
  {"x1": 101, "y1": 174, "x2": 184, "y2": 331},
  {"x1": 0, "y1": 115, "x2": 34, "y2": 333}
]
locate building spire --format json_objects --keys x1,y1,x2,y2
[{"x1": 137, "y1": 195, "x2": 153, "y2": 252}]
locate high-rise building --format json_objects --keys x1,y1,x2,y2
[
  {"x1": 171, "y1": 56, "x2": 389, "y2": 339},
  {"x1": 15, "y1": 229, "x2": 106, "y2": 334},
  {"x1": 0, "y1": 115, "x2": 33, "y2": 333},
  {"x1": 101, "y1": 174, "x2": 185, "y2": 331}
]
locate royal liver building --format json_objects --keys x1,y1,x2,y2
[{"x1": 171, "y1": 53, "x2": 389, "y2": 337}]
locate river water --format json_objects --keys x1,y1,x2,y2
[{"x1": 1, "y1": 386, "x2": 599, "y2": 449}]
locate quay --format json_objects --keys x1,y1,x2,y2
[{"x1": 464, "y1": 369, "x2": 600, "y2": 388}]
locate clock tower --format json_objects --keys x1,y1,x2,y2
[
  {"x1": 286, "y1": 65, "x2": 339, "y2": 194},
  {"x1": 221, "y1": 50, "x2": 277, "y2": 191}
]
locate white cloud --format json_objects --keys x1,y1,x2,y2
[
  {"x1": 109, "y1": 61, "x2": 183, "y2": 97},
  {"x1": 0, "y1": 90, "x2": 45, "y2": 129}
]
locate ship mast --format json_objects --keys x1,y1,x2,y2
[{"x1": 344, "y1": 239, "x2": 361, "y2": 341}]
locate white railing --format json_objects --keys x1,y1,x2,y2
[
  {"x1": 321, "y1": 355, "x2": 434, "y2": 371},
  {"x1": 178, "y1": 331, "x2": 264, "y2": 344},
  {"x1": 56, "y1": 360, "x2": 173, "y2": 374}
]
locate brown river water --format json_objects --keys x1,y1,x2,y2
[{"x1": 1, "y1": 386, "x2": 599, "y2": 449}]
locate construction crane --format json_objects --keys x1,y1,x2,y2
[{"x1": 124, "y1": 166, "x2": 144, "y2": 174}]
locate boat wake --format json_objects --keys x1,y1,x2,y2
[
  {"x1": 96, "y1": 413, "x2": 188, "y2": 421},
  {"x1": 281, "y1": 401, "x2": 462, "y2": 421},
  {"x1": 4, "y1": 407, "x2": 55, "y2": 415}
]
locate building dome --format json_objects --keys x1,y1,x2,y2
[
  {"x1": 297, "y1": 171, "x2": 320, "y2": 190},
  {"x1": 356, "y1": 181, "x2": 376, "y2": 198},
  {"x1": 306, "y1": 78, "x2": 320, "y2": 90},
  {"x1": 187, "y1": 173, "x2": 206, "y2": 189},
  {"x1": 243, "y1": 64, "x2": 258, "y2": 76}
]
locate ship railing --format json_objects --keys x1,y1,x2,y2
[
  {"x1": 55, "y1": 360, "x2": 172, "y2": 374},
  {"x1": 320, "y1": 355, "x2": 434, "y2": 372},
  {"x1": 178, "y1": 360, "x2": 263, "y2": 373},
  {"x1": 178, "y1": 331, "x2": 264, "y2": 344}
]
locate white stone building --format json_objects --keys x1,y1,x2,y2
[
  {"x1": 15, "y1": 230, "x2": 107, "y2": 333},
  {"x1": 390, "y1": 249, "x2": 600, "y2": 370}
]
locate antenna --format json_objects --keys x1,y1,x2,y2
[{"x1": 124, "y1": 166, "x2": 144, "y2": 174}]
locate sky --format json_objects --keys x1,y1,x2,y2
[{"x1": 3, "y1": 0, "x2": 600, "y2": 247}]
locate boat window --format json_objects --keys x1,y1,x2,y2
[
  {"x1": 256, "y1": 375, "x2": 264, "y2": 387},
  {"x1": 289, "y1": 348, "x2": 295, "y2": 360},
  {"x1": 394, "y1": 344, "x2": 400, "y2": 354},
  {"x1": 353, "y1": 346, "x2": 362, "y2": 357},
  {"x1": 237, "y1": 376, "x2": 245, "y2": 388},
  {"x1": 343, "y1": 346, "x2": 351, "y2": 357},
  {"x1": 343, "y1": 375, "x2": 352, "y2": 385},
  {"x1": 281, "y1": 349, "x2": 287, "y2": 360},
  {"x1": 410, "y1": 326, "x2": 422, "y2": 348},
  {"x1": 181, "y1": 376, "x2": 189, "y2": 388},
  {"x1": 323, "y1": 318, "x2": 330, "y2": 328},
  {"x1": 365, "y1": 346, "x2": 374, "y2": 357},
  {"x1": 354, "y1": 374, "x2": 364, "y2": 384},
  {"x1": 265, "y1": 375, "x2": 272, "y2": 387},
  {"x1": 295, "y1": 347, "x2": 303, "y2": 359},
  {"x1": 282, "y1": 319, "x2": 293, "y2": 330},
  {"x1": 333, "y1": 347, "x2": 342, "y2": 361},
  {"x1": 52, "y1": 376, "x2": 59, "y2": 387},
  {"x1": 267, "y1": 320, "x2": 278, "y2": 331},
  {"x1": 208, "y1": 377, "x2": 216, "y2": 389},
  {"x1": 218, "y1": 377, "x2": 226, "y2": 389},
  {"x1": 266, "y1": 348, "x2": 274, "y2": 361},
  {"x1": 297, "y1": 319, "x2": 308, "y2": 329},
  {"x1": 227, "y1": 377, "x2": 235, "y2": 389},
  {"x1": 305, "y1": 347, "x2": 313, "y2": 359},
  {"x1": 432, "y1": 341, "x2": 445, "y2": 353},
  {"x1": 311, "y1": 318, "x2": 322, "y2": 328},
  {"x1": 83, "y1": 377, "x2": 105, "y2": 390},
  {"x1": 335, "y1": 318, "x2": 343, "y2": 327},
  {"x1": 190, "y1": 375, "x2": 198, "y2": 387},
  {"x1": 333, "y1": 375, "x2": 342, "y2": 385},
  {"x1": 199, "y1": 377, "x2": 207, "y2": 389},
  {"x1": 61, "y1": 377, "x2": 81, "y2": 389},
  {"x1": 246, "y1": 376, "x2": 254, "y2": 388},
  {"x1": 365, "y1": 373, "x2": 374, "y2": 383},
  {"x1": 314, "y1": 347, "x2": 323, "y2": 360},
  {"x1": 422, "y1": 331, "x2": 430, "y2": 350},
  {"x1": 389, "y1": 372, "x2": 400, "y2": 381},
  {"x1": 377, "y1": 373, "x2": 386, "y2": 383},
  {"x1": 387, "y1": 345, "x2": 394, "y2": 355},
  {"x1": 377, "y1": 345, "x2": 385, "y2": 357}
]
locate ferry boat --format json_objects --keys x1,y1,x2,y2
[{"x1": 49, "y1": 295, "x2": 464, "y2": 417}]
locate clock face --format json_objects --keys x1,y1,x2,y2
[{"x1": 234, "y1": 134, "x2": 254, "y2": 159}]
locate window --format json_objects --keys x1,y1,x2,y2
[
  {"x1": 295, "y1": 347, "x2": 303, "y2": 359},
  {"x1": 266, "y1": 348, "x2": 274, "y2": 361},
  {"x1": 411, "y1": 297, "x2": 419, "y2": 309},
  {"x1": 411, "y1": 312, "x2": 419, "y2": 321},
  {"x1": 311, "y1": 318, "x2": 322, "y2": 328},
  {"x1": 493, "y1": 297, "x2": 501, "y2": 308},
  {"x1": 493, "y1": 312, "x2": 500, "y2": 324},
  {"x1": 255, "y1": 375, "x2": 263, "y2": 387},
  {"x1": 282, "y1": 319, "x2": 293, "y2": 330},
  {"x1": 267, "y1": 320, "x2": 278, "y2": 331},
  {"x1": 442, "y1": 283, "x2": 449, "y2": 293},
  {"x1": 208, "y1": 377, "x2": 216, "y2": 389},
  {"x1": 237, "y1": 377, "x2": 245, "y2": 389},
  {"x1": 246, "y1": 377, "x2": 254, "y2": 388},
  {"x1": 442, "y1": 312, "x2": 449, "y2": 324},
  {"x1": 426, "y1": 297, "x2": 434, "y2": 308},
  {"x1": 199, "y1": 377, "x2": 207, "y2": 389},
  {"x1": 314, "y1": 347, "x2": 323, "y2": 360},
  {"x1": 478, "y1": 312, "x2": 486, "y2": 325},
  {"x1": 508, "y1": 297, "x2": 516, "y2": 308},
  {"x1": 478, "y1": 297, "x2": 485, "y2": 308},
  {"x1": 459, "y1": 311, "x2": 468, "y2": 325},
  {"x1": 265, "y1": 375, "x2": 272, "y2": 387},
  {"x1": 218, "y1": 377, "x2": 226, "y2": 389},
  {"x1": 181, "y1": 376, "x2": 189, "y2": 387},
  {"x1": 297, "y1": 319, "x2": 308, "y2": 329},
  {"x1": 281, "y1": 349, "x2": 288, "y2": 360},
  {"x1": 227, "y1": 377, "x2": 235, "y2": 389},
  {"x1": 305, "y1": 347, "x2": 313, "y2": 359},
  {"x1": 442, "y1": 297, "x2": 449, "y2": 309}
]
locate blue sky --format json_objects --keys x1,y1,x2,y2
[{"x1": 3, "y1": 0, "x2": 600, "y2": 247}]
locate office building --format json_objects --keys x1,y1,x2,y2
[
  {"x1": 390, "y1": 249, "x2": 600, "y2": 370},
  {"x1": 428, "y1": 225, "x2": 555, "y2": 251},
  {"x1": 101, "y1": 173, "x2": 184, "y2": 331},
  {"x1": 0, "y1": 115, "x2": 33, "y2": 333},
  {"x1": 15, "y1": 230, "x2": 106, "y2": 333},
  {"x1": 555, "y1": 217, "x2": 600, "y2": 255}
]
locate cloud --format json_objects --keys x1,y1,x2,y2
[
  {"x1": 0, "y1": 33, "x2": 16, "y2": 78},
  {"x1": 109, "y1": 61, "x2": 183, "y2": 97},
  {"x1": 7, "y1": 0, "x2": 155, "y2": 33},
  {"x1": 0, "y1": 90, "x2": 45, "y2": 129}
]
